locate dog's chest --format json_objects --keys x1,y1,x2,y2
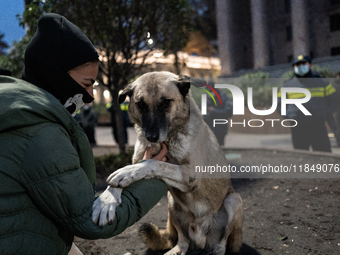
[
  {"x1": 169, "y1": 187, "x2": 209, "y2": 216},
  {"x1": 166, "y1": 139, "x2": 190, "y2": 164},
  {"x1": 166, "y1": 153, "x2": 186, "y2": 165}
]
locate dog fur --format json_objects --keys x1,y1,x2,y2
[{"x1": 107, "y1": 71, "x2": 243, "y2": 255}]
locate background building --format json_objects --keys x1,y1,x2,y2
[
  {"x1": 216, "y1": 0, "x2": 340, "y2": 76},
  {"x1": 93, "y1": 50, "x2": 221, "y2": 104}
]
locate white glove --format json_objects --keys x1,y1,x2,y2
[{"x1": 92, "y1": 186, "x2": 122, "y2": 227}]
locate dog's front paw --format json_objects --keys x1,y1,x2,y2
[
  {"x1": 92, "y1": 186, "x2": 122, "y2": 227},
  {"x1": 106, "y1": 163, "x2": 148, "y2": 187}
]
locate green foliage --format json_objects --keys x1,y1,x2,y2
[
  {"x1": 192, "y1": 66, "x2": 340, "y2": 109},
  {"x1": 0, "y1": 36, "x2": 30, "y2": 77},
  {"x1": 190, "y1": 87, "x2": 203, "y2": 107},
  {"x1": 280, "y1": 69, "x2": 295, "y2": 81},
  {"x1": 227, "y1": 67, "x2": 339, "y2": 108},
  {"x1": 0, "y1": 33, "x2": 9, "y2": 56},
  {"x1": 191, "y1": 72, "x2": 275, "y2": 108},
  {"x1": 20, "y1": 0, "x2": 194, "y2": 90},
  {"x1": 281, "y1": 65, "x2": 338, "y2": 79},
  {"x1": 188, "y1": 0, "x2": 217, "y2": 41},
  {"x1": 18, "y1": 0, "x2": 57, "y2": 38},
  {"x1": 311, "y1": 65, "x2": 338, "y2": 78},
  {"x1": 94, "y1": 149, "x2": 134, "y2": 173},
  {"x1": 239, "y1": 72, "x2": 271, "y2": 79},
  {"x1": 92, "y1": 102, "x2": 109, "y2": 116},
  {"x1": 20, "y1": 0, "x2": 194, "y2": 151},
  {"x1": 19, "y1": 0, "x2": 194, "y2": 98},
  {"x1": 235, "y1": 72, "x2": 272, "y2": 108}
]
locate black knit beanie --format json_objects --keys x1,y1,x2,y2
[{"x1": 22, "y1": 13, "x2": 99, "y2": 115}]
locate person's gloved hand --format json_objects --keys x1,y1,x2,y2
[
  {"x1": 92, "y1": 186, "x2": 122, "y2": 227},
  {"x1": 91, "y1": 143, "x2": 167, "y2": 227}
]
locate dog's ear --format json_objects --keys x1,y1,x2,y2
[
  {"x1": 118, "y1": 84, "x2": 134, "y2": 104},
  {"x1": 177, "y1": 74, "x2": 191, "y2": 97},
  {"x1": 177, "y1": 74, "x2": 206, "y2": 98}
]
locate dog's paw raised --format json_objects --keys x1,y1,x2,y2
[
  {"x1": 107, "y1": 164, "x2": 148, "y2": 187},
  {"x1": 91, "y1": 186, "x2": 122, "y2": 227}
]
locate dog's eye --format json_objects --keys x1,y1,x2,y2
[
  {"x1": 159, "y1": 99, "x2": 172, "y2": 110},
  {"x1": 136, "y1": 100, "x2": 147, "y2": 111}
]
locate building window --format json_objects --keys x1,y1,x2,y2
[
  {"x1": 287, "y1": 55, "x2": 293, "y2": 63},
  {"x1": 286, "y1": 26, "x2": 292, "y2": 41},
  {"x1": 284, "y1": 0, "x2": 291, "y2": 12},
  {"x1": 331, "y1": 46, "x2": 340, "y2": 55},
  {"x1": 330, "y1": 13, "x2": 340, "y2": 31}
]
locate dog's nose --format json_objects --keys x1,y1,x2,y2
[{"x1": 146, "y1": 133, "x2": 159, "y2": 143}]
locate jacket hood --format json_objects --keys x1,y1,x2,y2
[{"x1": 21, "y1": 13, "x2": 98, "y2": 115}]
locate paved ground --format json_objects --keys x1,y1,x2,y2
[
  {"x1": 94, "y1": 126, "x2": 340, "y2": 155},
  {"x1": 76, "y1": 127, "x2": 340, "y2": 255}
]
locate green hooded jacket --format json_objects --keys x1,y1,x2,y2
[{"x1": 0, "y1": 76, "x2": 167, "y2": 255}]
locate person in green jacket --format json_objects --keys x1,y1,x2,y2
[{"x1": 0, "y1": 13, "x2": 167, "y2": 255}]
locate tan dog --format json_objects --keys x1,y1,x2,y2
[{"x1": 106, "y1": 71, "x2": 243, "y2": 254}]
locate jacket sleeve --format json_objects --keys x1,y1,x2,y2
[
  {"x1": 21, "y1": 124, "x2": 167, "y2": 239},
  {"x1": 325, "y1": 83, "x2": 339, "y2": 114}
]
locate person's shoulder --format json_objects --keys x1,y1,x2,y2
[
  {"x1": 0, "y1": 76, "x2": 57, "y2": 103},
  {"x1": 311, "y1": 72, "x2": 321, "y2": 78},
  {"x1": 310, "y1": 72, "x2": 329, "y2": 86},
  {"x1": 0, "y1": 76, "x2": 34, "y2": 90},
  {"x1": 0, "y1": 75, "x2": 16, "y2": 84}
]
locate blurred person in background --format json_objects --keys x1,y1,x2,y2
[
  {"x1": 80, "y1": 103, "x2": 98, "y2": 146},
  {"x1": 277, "y1": 55, "x2": 337, "y2": 152},
  {"x1": 203, "y1": 83, "x2": 233, "y2": 146},
  {"x1": 107, "y1": 92, "x2": 131, "y2": 145}
]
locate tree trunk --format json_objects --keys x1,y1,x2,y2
[
  {"x1": 174, "y1": 51, "x2": 180, "y2": 74},
  {"x1": 112, "y1": 90, "x2": 126, "y2": 154}
]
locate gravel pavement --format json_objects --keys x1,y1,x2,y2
[{"x1": 77, "y1": 126, "x2": 340, "y2": 255}]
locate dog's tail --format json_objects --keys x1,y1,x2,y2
[{"x1": 139, "y1": 222, "x2": 174, "y2": 251}]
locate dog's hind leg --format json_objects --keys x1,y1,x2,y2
[
  {"x1": 139, "y1": 215, "x2": 183, "y2": 253},
  {"x1": 164, "y1": 231, "x2": 190, "y2": 255},
  {"x1": 223, "y1": 192, "x2": 243, "y2": 253},
  {"x1": 139, "y1": 192, "x2": 178, "y2": 251},
  {"x1": 205, "y1": 193, "x2": 243, "y2": 255},
  {"x1": 139, "y1": 221, "x2": 174, "y2": 251},
  {"x1": 164, "y1": 193, "x2": 191, "y2": 255}
]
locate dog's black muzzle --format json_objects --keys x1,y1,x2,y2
[{"x1": 145, "y1": 131, "x2": 159, "y2": 143}]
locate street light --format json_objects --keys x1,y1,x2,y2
[
  {"x1": 103, "y1": 90, "x2": 110, "y2": 99},
  {"x1": 148, "y1": 38, "x2": 154, "y2": 45}
]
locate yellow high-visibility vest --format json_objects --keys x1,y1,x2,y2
[
  {"x1": 106, "y1": 102, "x2": 129, "y2": 111},
  {"x1": 278, "y1": 84, "x2": 336, "y2": 99}
]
